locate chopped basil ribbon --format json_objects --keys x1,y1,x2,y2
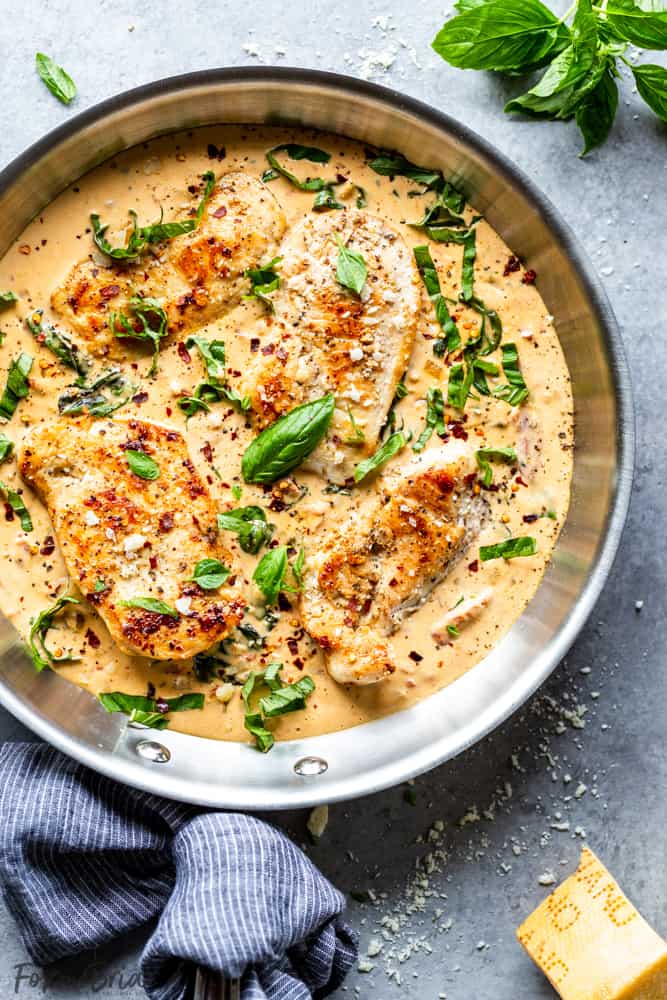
[
  {"x1": 475, "y1": 446, "x2": 518, "y2": 486},
  {"x1": 354, "y1": 430, "x2": 408, "y2": 483},
  {"x1": 414, "y1": 388, "x2": 446, "y2": 453},
  {"x1": 242, "y1": 662, "x2": 315, "y2": 753},
  {"x1": 263, "y1": 144, "x2": 345, "y2": 212},
  {"x1": 58, "y1": 367, "x2": 135, "y2": 418},
  {"x1": 0, "y1": 353, "x2": 32, "y2": 421},
  {"x1": 0, "y1": 434, "x2": 13, "y2": 463},
  {"x1": 413, "y1": 246, "x2": 460, "y2": 356},
  {"x1": 109, "y1": 296, "x2": 168, "y2": 377},
  {"x1": 217, "y1": 506, "x2": 273, "y2": 554},
  {"x1": 118, "y1": 597, "x2": 178, "y2": 618},
  {"x1": 0, "y1": 291, "x2": 18, "y2": 309},
  {"x1": 35, "y1": 53, "x2": 77, "y2": 104},
  {"x1": 242, "y1": 394, "x2": 334, "y2": 484},
  {"x1": 461, "y1": 230, "x2": 477, "y2": 302},
  {"x1": 0, "y1": 481, "x2": 33, "y2": 532},
  {"x1": 493, "y1": 343, "x2": 529, "y2": 406},
  {"x1": 189, "y1": 558, "x2": 230, "y2": 590},
  {"x1": 98, "y1": 690, "x2": 204, "y2": 731},
  {"x1": 480, "y1": 536, "x2": 537, "y2": 561},
  {"x1": 26, "y1": 311, "x2": 90, "y2": 378},
  {"x1": 367, "y1": 150, "x2": 444, "y2": 189},
  {"x1": 125, "y1": 449, "x2": 160, "y2": 480},
  {"x1": 335, "y1": 235, "x2": 368, "y2": 296},
  {"x1": 28, "y1": 594, "x2": 80, "y2": 672},
  {"x1": 91, "y1": 171, "x2": 215, "y2": 261},
  {"x1": 178, "y1": 336, "x2": 250, "y2": 417},
  {"x1": 291, "y1": 547, "x2": 306, "y2": 590},
  {"x1": 447, "y1": 362, "x2": 474, "y2": 410},
  {"x1": 244, "y1": 257, "x2": 282, "y2": 312},
  {"x1": 344, "y1": 409, "x2": 365, "y2": 444}
]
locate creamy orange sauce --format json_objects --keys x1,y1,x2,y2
[{"x1": 0, "y1": 125, "x2": 573, "y2": 744}]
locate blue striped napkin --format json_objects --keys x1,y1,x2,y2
[{"x1": 0, "y1": 743, "x2": 357, "y2": 999}]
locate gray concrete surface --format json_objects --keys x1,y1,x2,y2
[{"x1": 0, "y1": 1, "x2": 665, "y2": 997}]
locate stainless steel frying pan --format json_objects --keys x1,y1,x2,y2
[{"x1": 0, "y1": 68, "x2": 634, "y2": 810}]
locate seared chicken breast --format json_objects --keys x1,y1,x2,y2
[
  {"x1": 299, "y1": 444, "x2": 486, "y2": 684},
  {"x1": 243, "y1": 209, "x2": 420, "y2": 483},
  {"x1": 18, "y1": 417, "x2": 244, "y2": 660},
  {"x1": 51, "y1": 172, "x2": 286, "y2": 358}
]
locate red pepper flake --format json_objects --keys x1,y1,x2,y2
[
  {"x1": 468, "y1": 559, "x2": 479, "y2": 573},
  {"x1": 515, "y1": 476, "x2": 528, "y2": 488},
  {"x1": 250, "y1": 337, "x2": 260, "y2": 353},
  {"x1": 85, "y1": 628, "x2": 101, "y2": 649},
  {"x1": 149, "y1": 555, "x2": 158, "y2": 570},
  {"x1": 201, "y1": 441, "x2": 213, "y2": 463},
  {"x1": 158, "y1": 512, "x2": 174, "y2": 533},
  {"x1": 522, "y1": 269, "x2": 537, "y2": 285},
  {"x1": 40, "y1": 536, "x2": 56, "y2": 556},
  {"x1": 523, "y1": 513, "x2": 539, "y2": 524},
  {"x1": 99, "y1": 284, "x2": 121, "y2": 299},
  {"x1": 287, "y1": 637, "x2": 299, "y2": 657},
  {"x1": 132, "y1": 391, "x2": 149, "y2": 405},
  {"x1": 450, "y1": 422, "x2": 468, "y2": 441},
  {"x1": 177, "y1": 341, "x2": 191, "y2": 364},
  {"x1": 212, "y1": 205, "x2": 227, "y2": 219},
  {"x1": 503, "y1": 255, "x2": 521, "y2": 276},
  {"x1": 261, "y1": 343, "x2": 275, "y2": 356},
  {"x1": 4, "y1": 503, "x2": 14, "y2": 521},
  {"x1": 155, "y1": 697, "x2": 170, "y2": 714},
  {"x1": 408, "y1": 650, "x2": 423, "y2": 663},
  {"x1": 165, "y1": 406, "x2": 172, "y2": 417}
]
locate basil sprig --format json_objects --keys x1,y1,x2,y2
[
  {"x1": 414, "y1": 246, "x2": 460, "y2": 356},
  {"x1": 178, "y1": 336, "x2": 250, "y2": 417},
  {"x1": 480, "y1": 536, "x2": 537, "y2": 561},
  {"x1": 125, "y1": 449, "x2": 160, "y2": 481},
  {"x1": 119, "y1": 597, "x2": 178, "y2": 618},
  {"x1": 0, "y1": 481, "x2": 33, "y2": 532},
  {"x1": 217, "y1": 506, "x2": 273, "y2": 554},
  {"x1": 0, "y1": 353, "x2": 33, "y2": 421},
  {"x1": 475, "y1": 446, "x2": 518, "y2": 486},
  {"x1": 91, "y1": 171, "x2": 215, "y2": 261},
  {"x1": 335, "y1": 235, "x2": 367, "y2": 296},
  {"x1": 253, "y1": 545, "x2": 304, "y2": 604},
  {"x1": 58, "y1": 367, "x2": 136, "y2": 418},
  {"x1": 244, "y1": 257, "x2": 282, "y2": 312},
  {"x1": 110, "y1": 296, "x2": 168, "y2": 377},
  {"x1": 35, "y1": 53, "x2": 77, "y2": 105},
  {"x1": 189, "y1": 558, "x2": 230, "y2": 590},
  {"x1": 242, "y1": 394, "x2": 334, "y2": 484},
  {"x1": 433, "y1": 0, "x2": 667, "y2": 155},
  {"x1": 414, "y1": 388, "x2": 446, "y2": 453},
  {"x1": 98, "y1": 690, "x2": 204, "y2": 731},
  {"x1": 242, "y1": 662, "x2": 315, "y2": 753},
  {"x1": 354, "y1": 430, "x2": 408, "y2": 483},
  {"x1": 26, "y1": 310, "x2": 90, "y2": 378},
  {"x1": 28, "y1": 594, "x2": 80, "y2": 672}
]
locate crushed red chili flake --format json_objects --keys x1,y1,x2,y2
[
  {"x1": 40, "y1": 536, "x2": 56, "y2": 556},
  {"x1": 261, "y1": 343, "x2": 275, "y2": 356},
  {"x1": 177, "y1": 341, "x2": 192, "y2": 364},
  {"x1": 287, "y1": 637, "x2": 299, "y2": 657},
  {"x1": 468, "y1": 559, "x2": 479, "y2": 573},
  {"x1": 99, "y1": 284, "x2": 121, "y2": 299},
  {"x1": 158, "y1": 512, "x2": 174, "y2": 533},
  {"x1": 250, "y1": 337, "x2": 260, "y2": 353},
  {"x1": 155, "y1": 697, "x2": 170, "y2": 714},
  {"x1": 4, "y1": 503, "x2": 14, "y2": 521},
  {"x1": 450, "y1": 422, "x2": 468, "y2": 441},
  {"x1": 201, "y1": 441, "x2": 213, "y2": 463},
  {"x1": 515, "y1": 476, "x2": 529, "y2": 487},
  {"x1": 212, "y1": 205, "x2": 227, "y2": 219},
  {"x1": 149, "y1": 555, "x2": 158, "y2": 570},
  {"x1": 132, "y1": 391, "x2": 149, "y2": 405},
  {"x1": 522, "y1": 269, "x2": 537, "y2": 285},
  {"x1": 165, "y1": 406, "x2": 172, "y2": 417},
  {"x1": 85, "y1": 628, "x2": 101, "y2": 649},
  {"x1": 408, "y1": 650, "x2": 423, "y2": 662},
  {"x1": 503, "y1": 255, "x2": 521, "y2": 276},
  {"x1": 523, "y1": 513, "x2": 539, "y2": 524}
]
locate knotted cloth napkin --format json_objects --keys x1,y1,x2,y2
[{"x1": 0, "y1": 742, "x2": 357, "y2": 1000}]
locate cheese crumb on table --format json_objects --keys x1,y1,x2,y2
[{"x1": 517, "y1": 847, "x2": 667, "y2": 999}]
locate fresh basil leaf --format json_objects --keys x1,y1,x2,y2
[
  {"x1": 244, "y1": 256, "x2": 282, "y2": 312},
  {"x1": 475, "y1": 446, "x2": 517, "y2": 486},
  {"x1": 217, "y1": 506, "x2": 273, "y2": 554},
  {"x1": 242, "y1": 663, "x2": 315, "y2": 752},
  {"x1": 313, "y1": 185, "x2": 344, "y2": 211},
  {"x1": 607, "y1": 0, "x2": 667, "y2": 48},
  {"x1": 0, "y1": 481, "x2": 33, "y2": 532},
  {"x1": 253, "y1": 546, "x2": 288, "y2": 604},
  {"x1": 35, "y1": 52, "x2": 77, "y2": 104},
  {"x1": 194, "y1": 170, "x2": 216, "y2": 223},
  {"x1": 447, "y1": 362, "x2": 474, "y2": 410},
  {"x1": 432, "y1": 0, "x2": 568, "y2": 73},
  {"x1": 0, "y1": 353, "x2": 32, "y2": 421},
  {"x1": 413, "y1": 245, "x2": 461, "y2": 355},
  {"x1": 335, "y1": 235, "x2": 367, "y2": 296},
  {"x1": 576, "y1": 64, "x2": 620, "y2": 154},
  {"x1": 493, "y1": 342, "x2": 529, "y2": 405},
  {"x1": 366, "y1": 149, "x2": 444, "y2": 189},
  {"x1": 242, "y1": 394, "x2": 335, "y2": 484},
  {"x1": 125, "y1": 449, "x2": 160, "y2": 481},
  {"x1": 633, "y1": 63, "x2": 667, "y2": 121},
  {"x1": 164, "y1": 692, "x2": 206, "y2": 712},
  {"x1": 190, "y1": 558, "x2": 230, "y2": 590},
  {"x1": 179, "y1": 336, "x2": 250, "y2": 416},
  {"x1": 58, "y1": 367, "x2": 135, "y2": 418},
  {"x1": 0, "y1": 291, "x2": 18, "y2": 309},
  {"x1": 28, "y1": 594, "x2": 79, "y2": 672},
  {"x1": 480, "y1": 535, "x2": 537, "y2": 561},
  {"x1": 465, "y1": 295, "x2": 503, "y2": 357},
  {"x1": 119, "y1": 596, "x2": 178, "y2": 618},
  {"x1": 187, "y1": 336, "x2": 227, "y2": 381},
  {"x1": 110, "y1": 296, "x2": 168, "y2": 377},
  {"x1": 413, "y1": 388, "x2": 446, "y2": 453},
  {"x1": 264, "y1": 144, "x2": 334, "y2": 192},
  {"x1": 354, "y1": 431, "x2": 407, "y2": 482},
  {"x1": 461, "y1": 231, "x2": 477, "y2": 302},
  {"x1": 98, "y1": 689, "x2": 203, "y2": 730},
  {"x1": 260, "y1": 676, "x2": 315, "y2": 717},
  {"x1": 242, "y1": 672, "x2": 275, "y2": 752},
  {"x1": 0, "y1": 434, "x2": 13, "y2": 463},
  {"x1": 291, "y1": 546, "x2": 306, "y2": 590},
  {"x1": 26, "y1": 310, "x2": 90, "y2": 378}
]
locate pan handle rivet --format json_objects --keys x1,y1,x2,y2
[
  {"x1": 136, "y1": 739, "x2": 171, "y2": 763},
  {"x1": 294, "y1": 755, "x2": 328, "y2": 776}
]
